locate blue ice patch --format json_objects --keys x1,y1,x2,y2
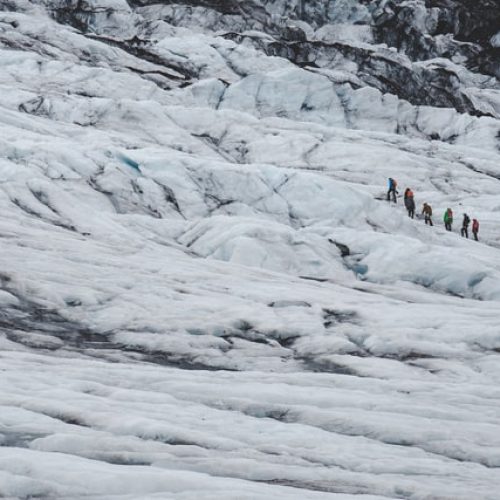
[{"x1": 117, "y1": 153, "x2": 141, "y2": 173}]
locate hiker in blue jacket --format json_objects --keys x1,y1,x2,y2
[{"x1": 387, "y1": 178, "x2": 398, "y2": 203}]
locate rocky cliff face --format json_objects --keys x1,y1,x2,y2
[
  {"x1": 11, "y1": 0, "x2": 498, "y2": 118},
  {"x1": 373, "y1": 0, "x2": 500, "y2": 77}
]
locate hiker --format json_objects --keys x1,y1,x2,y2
[
  {"x1": 422, "y1": 203, "x2": 433, "y2": 226},
  {"x1": 387, "y1": 178, "x2": 398, "y2": 203},
  {"x1": 404, "y1": 188, "x2": 415, "y2": 218},
  {"x1": 461, "y1": 213, "x2": 470, "y2": 238},
  {"x1": 472, "y1": 218, "x2": 479, "y2": 241},
  {"x1": 444, "y1": 208, "x2": 453, "y2": 231}
]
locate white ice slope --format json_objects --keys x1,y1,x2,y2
[{"x1": 0, "y1": 1, "x2": 500, "y2": 499}]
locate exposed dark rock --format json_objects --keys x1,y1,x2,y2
[
  {"x1": 268, "y1": 300, "x2": 311, "y2": 308},
  {"x1": 135, "y1": 350, "x2": 235, "y2": 370},
  {"x1": 19, "y1": 96, "x2": 48, "y2": 116},
  {"x1": 429, "y1": 0, "x2": 499, "y2": 45},
  {"x1": 262, "y1": 38, "x2": 494, "y2": 116},
  {"x1": 85, "y1": 33, "x2": 194, "y2": 83},
  {"x1": 299, "y1": 356, "x2": 360, "y2": 375},
  {"x1": 281, "y1": 25, "x2": 306, "y2": 42},
  {"x1": 328, "y1": 239, "x2": 350, "y2": 257},
  {"x1": 373, "y1": 0, "x2": 500, "y2": 78},
  {"x1": 299, "y1": 276, "x2": 329, "y2": 282},
  {"x1": 128, "y1": 0, "x2": 242, "y2": 15},
  {"x1": 322, "y1": 308, "x2": 357, "y2": 328},
  {"x1": 34, "y1": 0, "x2": 499, "y2": 117}
]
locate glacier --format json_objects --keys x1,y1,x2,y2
[{"x1": 0, "y1": 0, "x2": 500, "y2": 498}]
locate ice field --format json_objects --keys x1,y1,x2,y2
[{"x1": 0, "y1": 1, "x2": 500, "y2": 498}]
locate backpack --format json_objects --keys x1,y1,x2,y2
[{"x1": 473, "y1": 220, "x2": 479, "y2": 232}]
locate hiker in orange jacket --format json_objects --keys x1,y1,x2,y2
[{"x1": 422, "y1": 203, "x2": 433, "y2": 226}]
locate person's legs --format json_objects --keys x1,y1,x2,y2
[{"x1": 473, "y1": 231, "x2": 478, "y2": 241}]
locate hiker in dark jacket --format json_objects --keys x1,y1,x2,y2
[
  {"x1": 422, "y1": 203, "x2": 433, "y2": 226},
  {"x1": 461, "y1": 213, "x2": 471, "y2": 238},
  {"x1": 404, "y1": 188, "x2": 415, "y2": 218}
]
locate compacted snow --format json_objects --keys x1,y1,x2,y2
[{"x1": 0, "y1": 1, "x2": 500, "y2": 498}]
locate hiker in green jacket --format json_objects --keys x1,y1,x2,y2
[{"x1": 444, "y1": 208, "x2": 453, "y2": 231}]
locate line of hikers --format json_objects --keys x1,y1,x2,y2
[{"x1": 386, "y1": 178, "x2": 480, "y2": 241}]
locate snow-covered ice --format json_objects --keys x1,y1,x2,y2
[{"x1": 0, "y1": 1, "x2": 500, "y2": 498}]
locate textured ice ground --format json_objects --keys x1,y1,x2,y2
[{"x1": 1, "y1": 1, "x2": 500, "y2": 499}]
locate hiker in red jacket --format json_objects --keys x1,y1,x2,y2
[{"x1": 472, "y1": 219, "x2": 479, "y2": 241}]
